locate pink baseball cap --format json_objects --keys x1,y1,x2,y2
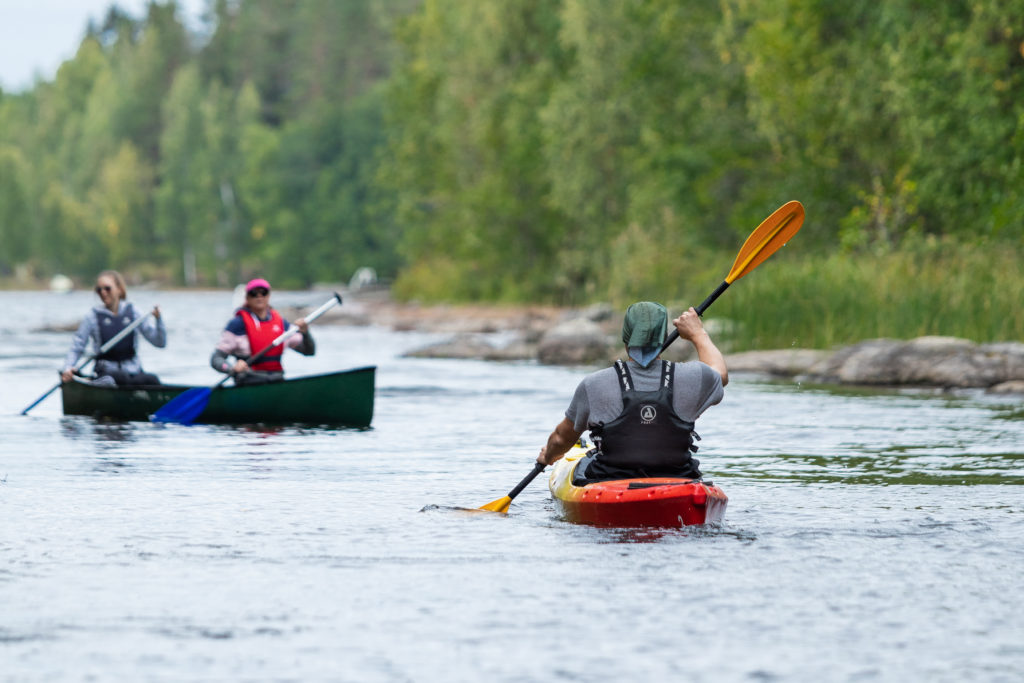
[{"x1": 245, "y1": 278, "x2": 271, "y2": 293}]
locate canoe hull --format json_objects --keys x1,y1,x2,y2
[
  {"x1": 61, "y1": 366, "x2": 375, "y2": 427},
  {"x1": 549, "y1": 447, "x2": 727, "y2": 527}
]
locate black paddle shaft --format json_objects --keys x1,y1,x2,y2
[
  {"x1": 506, "y1": 461, "x2": 546, "y2": 500},
  {"x1": 658, "y1": 280, "x2": 730, "y2": 355}
]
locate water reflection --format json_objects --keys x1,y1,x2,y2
[
  {"x1": 59, "y1": 416, "x2": 139, "y2": 444},
  {"x1": 993, "y1": 405, "x2": 1024, "y2": 421},
  {"x1": 90, "y1": 457, "x2": 132, "y2": 473},
  {"x1": 718, "y1": 451, "x2": 1024, "y2": 485}
]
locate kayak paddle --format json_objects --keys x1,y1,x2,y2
[
  {"x1": 476, "y1": 200, "x2": 805, "y2": 514},
  {"x1": 21, "y1": 310, "x2": 154, "y2": 415},
  {"x1": 477, "y1": 462, "x2": 546, "y2": 513},
  {"x1": 152, "y1": 292, "x2": 342, "y2": 425},
  {"x1": 658, "y1": 200, "x2": 804, "y2": 354}
]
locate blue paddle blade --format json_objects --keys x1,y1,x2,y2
[{"x1": 151, "y1": 387, "x2": 212, "y2": 425}]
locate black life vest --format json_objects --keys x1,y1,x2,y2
[
  {"x1": 590, "y1": 360, "x2": 699, "y2": 473},
  {"x1": 95, "y1": 303, "x2": 137, "y2": 362}
]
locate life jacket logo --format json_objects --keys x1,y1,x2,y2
[{"x1": 640, "y1": 405, "x2": 657, "y2": 424}]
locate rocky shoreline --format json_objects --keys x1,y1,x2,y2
[
  {"x1": 323, "y1": 291, "x2": 1024, "y2": 395},
  {"x1": 32, "y1": 288, "x2": 1022, "y2": 394}
]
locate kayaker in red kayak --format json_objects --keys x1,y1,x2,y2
[
  {"x1": 210, "y1": 278, "x2": 315, "y2": 385},
  {"x1": 538, "y1": 301, "x2": 728, "y2": 483}
]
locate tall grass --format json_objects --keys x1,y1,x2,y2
[
  {"x1": 700, "y1": 239, "x2": 1023, "y2": 351},
  {"x1": 393, "y1": 234, "x2": 1021, "y2": 353}
]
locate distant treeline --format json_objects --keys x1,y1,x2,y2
[
  {"x1": 1, "y1": 1, "x2": 1022, "y2": 312},
  {"x1": 0, "y1": 0, "x2": 415, "y2": 288}
]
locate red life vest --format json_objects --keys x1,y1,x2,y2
[{"x1": 238, "y1": 308, "x2": 286, "y2": 372}]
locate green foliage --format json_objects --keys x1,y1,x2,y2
[
  {"x1": 0, "y1": 0, "x2": 409, "y2": 287},
  {"x1": 0, "y1": 145, "x2": 35, "y2": 270},
  {"x1": 713, "y1": 239, "x2": 1024, "y2": 350},
  {"x1": 0, "y1": 0, "x2": 1021, "y2": 350},
  {"x1": 382, "y1": 0, "x2": 572, "y2": 301}
]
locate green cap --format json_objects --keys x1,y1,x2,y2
[{"x1": 621, "y1": 301, "x2": 668, "y2": 348}]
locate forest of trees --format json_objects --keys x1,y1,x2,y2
[{"x1": 1, "y1": 0, "x2": 1022, "y2": 313}]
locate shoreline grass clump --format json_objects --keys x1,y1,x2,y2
[{"x1": 709, "y1": 239, "x2": 1023, "y2": 351}]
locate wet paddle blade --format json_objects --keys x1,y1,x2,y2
[
  {"x1": 474, "y1": 462, "x2": 545, "y2": 514},
  {"x1": 151, "y1": 387, "x2": 212, "y2": 425},
  {"x1": 725, "y1": 200, "x2": 805, "y2": 284},
  {"x1": 478, "y1": 496, "x2": 512, "y2": 514}
]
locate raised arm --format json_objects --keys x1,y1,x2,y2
[
  {"x1": 139, "y1": 306, "x2": 167, "y2": 348},
  {"x1": 285, "y1": 318, "x2": 315, "y2": 356},
  {"x1": 673, "y1": 307, "x2": 729, "y2": 386}
]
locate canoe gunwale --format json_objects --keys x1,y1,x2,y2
[{"x1": 61, "y1": 366, "x2": 376, "y2": 427}]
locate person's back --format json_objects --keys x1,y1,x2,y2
[
  {"x1": 571, "y1": 358, "x2": 723, "y2": 480},
  {"x1": 537, "y1": 301, "x2": 727, "y2": 481}
]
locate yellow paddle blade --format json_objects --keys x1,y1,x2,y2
[
  {"x1": 478, "y1": 496, "x2": 512, "y2": 514},
  {"x1": 725, "y1": 200, "x2": 805, "y2": 284}
]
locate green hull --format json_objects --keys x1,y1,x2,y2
[{"x1": 61, "y1": 366, "x2": 375, "y2": 427}]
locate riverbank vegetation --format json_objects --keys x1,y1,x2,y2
[
  {"x1": 0, "y1": 0, "x2": 1021, "y2": 349},
  {"x1": 704, "y1": 237, "x2": 1024, "y2": 350}
]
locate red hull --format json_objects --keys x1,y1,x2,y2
[{"x1": 550, "y1": 453, "x2": 728, "y2": 527}]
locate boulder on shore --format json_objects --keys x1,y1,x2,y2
[
  {"x1": 988, "y1": 380, "x2": 1024, "y2": 395},
  {"x1": 806, "y1": 337, "x2": 1024, "y2": 389},
  {"x1": 537, "y1": 319, "x2": 614, "y2": 365},
  {"x1": 403, "y1": 333, "x2": 536, "y2": 361},
  {"x1": 727, "y1": 349, "x2": 831, "y2": 377}
]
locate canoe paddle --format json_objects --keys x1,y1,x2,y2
[
  {"x1": 475, "y1": 200, "x2": 805, "y2": 514},
  {"x1": 21, "y1": 310, "x2": 154, "y2": 415},
  {"x1": 151, "y1": 292, "x2": 342, "y2": 425}
]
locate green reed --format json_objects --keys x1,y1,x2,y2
[{"x1": 692, "y1": 239, "x2": 1023, "y2": 351}]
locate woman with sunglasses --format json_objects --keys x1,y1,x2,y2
[
  {"x1": 61, "y1": 270, "x2": 166, "y2": 386},
  {"x1": 209, "y1": 278, "x2": 314, "y2": 386}
]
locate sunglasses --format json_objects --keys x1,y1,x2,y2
[
  {"x1": 95, "y1": 285, "x2": 114, "y2": 294},
  {"x1": 247, "y1": 288, "x2": 269, "y2": 297}
]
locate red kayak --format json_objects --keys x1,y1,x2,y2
[{"x1": 548, "y1": 446, "x2": 727, "y2": 527}]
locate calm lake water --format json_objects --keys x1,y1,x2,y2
[{"x1": 2, "y1": 290, "x2": 1023, "y2": 682}]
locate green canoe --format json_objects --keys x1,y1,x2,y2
[{"x1": 61, "y1": 366, "x2": 376, "y2": 427}]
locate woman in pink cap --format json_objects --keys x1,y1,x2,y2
[{"x1": 209, "y1": 278, "x2": 315, "y2": 385}]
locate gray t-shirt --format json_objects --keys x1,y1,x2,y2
[{"x1": 566, "y1": 360, "x2": 724, "y2": 433}]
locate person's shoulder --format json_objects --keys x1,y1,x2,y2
[
  {"x1": 673, "y1": 359, "x2": 721, "y2": 377},
  {"x1": 579, "y1": 364, "x2": 620, "y2": 392},
  {"x1": 672, "y1": 359, "x2": 711, "y2": 372},
  {"x1": 90, "y1": 305, "x2": 114, "y2": 321},
  {"x1": 584, "y1": 365, "x2": 619, "y2": 382},
  {"x1": 79, "y1": 308, "x2": 101, "y2": 328},
  {"x1": 674, "y1": 359, "x2": 724, "y2": 385},
  {"x1": 224, "y1": 314, "x2": 247, "y2": 333}
]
